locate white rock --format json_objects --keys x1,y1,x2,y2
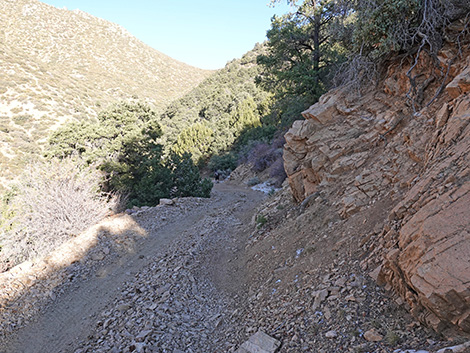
[{"x1": 325, "y1": 330, "x2": 338, "y2": 338}]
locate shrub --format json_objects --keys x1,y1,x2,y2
[
  {"x1": 256, "y1": 214, "x2": 267, "y2": 229},
  {"x1": 12, "y1": 114, "x2": 33, "y2": 126},
  {"x1": 248, "y1": 143, "x2": 283, "y2": 173},
  {"x1": 0, "y1": 157, "x2": 118, "y2": 271},
  {"x1": 270, "y1": 133, "x2": 286, "y2": 149},
  {"x1": 208, "y1": 152, "x2": 238, "y2": 172},
  {"x1": 0, "y1": 122, "x2": 10, "y2": 133},
  {"x1": 385, "y1": 330, "x2": 401, "y2": 346},
  {"x1": 247, "y1": 177, "x2": 261, "y2": 186},
  {"x1": 236, "y1": 125, "x2": 277, "y2": 149},
  {"x1": 269, "y1": 157, "x2": 287, "y2": 187},
  {"x1": 166, "y1": 152, "x2": 213, "y2": 199}
]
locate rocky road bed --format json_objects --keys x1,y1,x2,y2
[
  {"x1": 1, "y1": 180, "x2": 469, "y2": 353},
  {"x1": 0, "y1": 182, "x2": 265, "y2": 353}
]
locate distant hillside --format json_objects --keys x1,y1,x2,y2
[
  {"x1": 0, "y1": 0, "x2": 212, "y2": 182},
  {"x1": 159, "y1": 44, "x2": 274, "y2": 161}
]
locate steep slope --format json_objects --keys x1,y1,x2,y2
[
  {"x1": 283, "y1": 39, "x2": 470, "y2": 336},
  {"x1": 0, "y1": 0, "x2": 212, "y2": 181},
  {"x1": 158, "y1": 44, "x2": 272, "y2": 160}
]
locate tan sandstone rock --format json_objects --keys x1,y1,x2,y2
[
  {"x1": 282, "y1": 49, "x2": 470, "y2": 334},
  {"x1": 380, "y1": 95, "x2": 470, "y2": 333},
  {"x1": 446, "y1": 65, "x2": 470, "y2": 98}
]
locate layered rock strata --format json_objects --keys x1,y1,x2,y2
[{"x1": 283, "y1": 47, "x2": 470, "y2": 334}]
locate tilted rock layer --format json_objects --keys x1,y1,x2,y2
[{"x1": 283, "y1": 44, "x2": 470, "y2": 334}]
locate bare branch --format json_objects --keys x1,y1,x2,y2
[{"x1": 0, "y1": 158, "x2": 119, "y2": 271}]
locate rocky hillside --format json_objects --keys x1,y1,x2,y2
[
  {"x1": 283, "y1": 38, "x2": 470, "y2": 336},
  {"x1": 1, "y1": 2, "x2": 470, "y2": 351},
  {"x1": 0, "y1": 0, "x2": 211, "y2": 182}
]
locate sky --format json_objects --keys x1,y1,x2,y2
[{"x1": 40, "y1": 0, "x2": 292, "y2": 70}]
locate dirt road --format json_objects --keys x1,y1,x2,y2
[{"x1": 0, "y1": 182, "x2": 265, "y2": 353}]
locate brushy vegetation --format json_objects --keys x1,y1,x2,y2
[
  {"x1": 264, "y1": 0, "x2": 470, "y2": 103},
  {"x1": 1, "y1": 102, "x2": 214, "y2": 271},
  {"x1": 47, "y1": 102, "x2": 213, "y2": 208},
  {"x1": 208, "y1": 153, "x2": 238, "y2": 173},
  {"x1": 156, "y1": 44, "x2": 306, "y2": 187},
  {"x1": 183, "y1": 0, "x2": 470, "y2": 185},
  {"x1": 256, "y1": 214, "x2": 268, "y2": 229},
  {"x1": 159, "y1": 44, "x2": 270, "y2": 162},
  {"x1": 0, "y1": 157, "x2": 118, "y2": 271},
  {"x1": 0, "y1": 0, "x2": 211, "y2": 185}
]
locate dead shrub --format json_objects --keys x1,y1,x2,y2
[
  {"x1": 334, "y1": 54, "x2": 379, "y2": 94},
  {"x1": 0, "y1": 157, "x2": 118, "y2": 271}
]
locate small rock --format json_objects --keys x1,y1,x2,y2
[
  {"x1": 364, "y1": 328, "x2": 383, "y2": 342},
  {"x1": 136, "y1": 329, "x2": 152, "y2": 340},
  {"x1": 334, "y1": 277, "x2": 347, "y2": 287},
  {"x1": 325, "y1": 330, "x2": 338, "y2": 338},
  {"x1": 324, "y1": 307, "x2": 332, "y2": 320},
  {"x1": 312, "y1": 289, "x2": 329, "y2": 310},
  {"x1": 235, "y1": 331, "x2": 280, "y2": 353},
  {"x1": 117, "y1": 303, "x2": 132, "y2": 312},
  {"x1": 159, "y1": 198, "x2": 174, "y2": 206},
  {"x1": 91, "y1": 252, "x2": 105, "y2": 261},
  {"x1": 132, "y1": 342, "x2": 146, "y2": 353},
  {"x1": 345, "y1": 294, "x2": 356, "y2": 302}
]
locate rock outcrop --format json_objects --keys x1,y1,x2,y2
[{"x1": 283, "y1": 46, "x2": 470, "y2": 334}]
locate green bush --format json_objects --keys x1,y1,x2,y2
[
  {"x1": 166, "y1": 152, "x2": 213, "y2": 199},
  {"x1": 48, "y1": 102, "x2": 212, "y2": 207},
  {"x1": 236, "y1": 125, "x2": 277, "y2": 149},
  {"x1": 256, "y1": 214, "x2": 267, "y2": 229},
  {"x1": 0, "y1": 122, "x2": 10, "y2": 133},
  {"x1": 247, "y1": 177, "x2": 261, "y2": 186},
  {"x1": 13, "y1": 114, "x2": 34, "y2": 126},
  {"x1": 353, "y1": 0, "x2": 421, "y2": 57},
  {"x1": 208, "y1": 153, "x2": 238, "y2": 172}
]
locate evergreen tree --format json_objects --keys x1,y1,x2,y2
[
  {"x1": 257, "y1": 0, "x2": 350, "y2": 101},
  {"x1": 166, "y1": 152, "x2": 212, "y2": 198},
  {"x1": 172, "y1": 122, "x2": 214, "y2": 163}
]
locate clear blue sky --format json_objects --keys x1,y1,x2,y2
[{"x1": 40, "y1": 0, "x2": 292, "y2": 70}]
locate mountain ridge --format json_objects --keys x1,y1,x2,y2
[{"x1": 0, "y1": 0, "x2": 212, "y2": 182}]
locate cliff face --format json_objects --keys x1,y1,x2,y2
[{"x1": 283, "y1": 44, "x2": 470, "y2": 334}]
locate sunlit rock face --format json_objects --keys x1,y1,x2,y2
[{"x1": 283, "y1": 47, "x2": 470, "y2": 334}]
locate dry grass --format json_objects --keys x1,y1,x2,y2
[{"x1": 0, "y1": 158, "x2": 119, "y2": 271}]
